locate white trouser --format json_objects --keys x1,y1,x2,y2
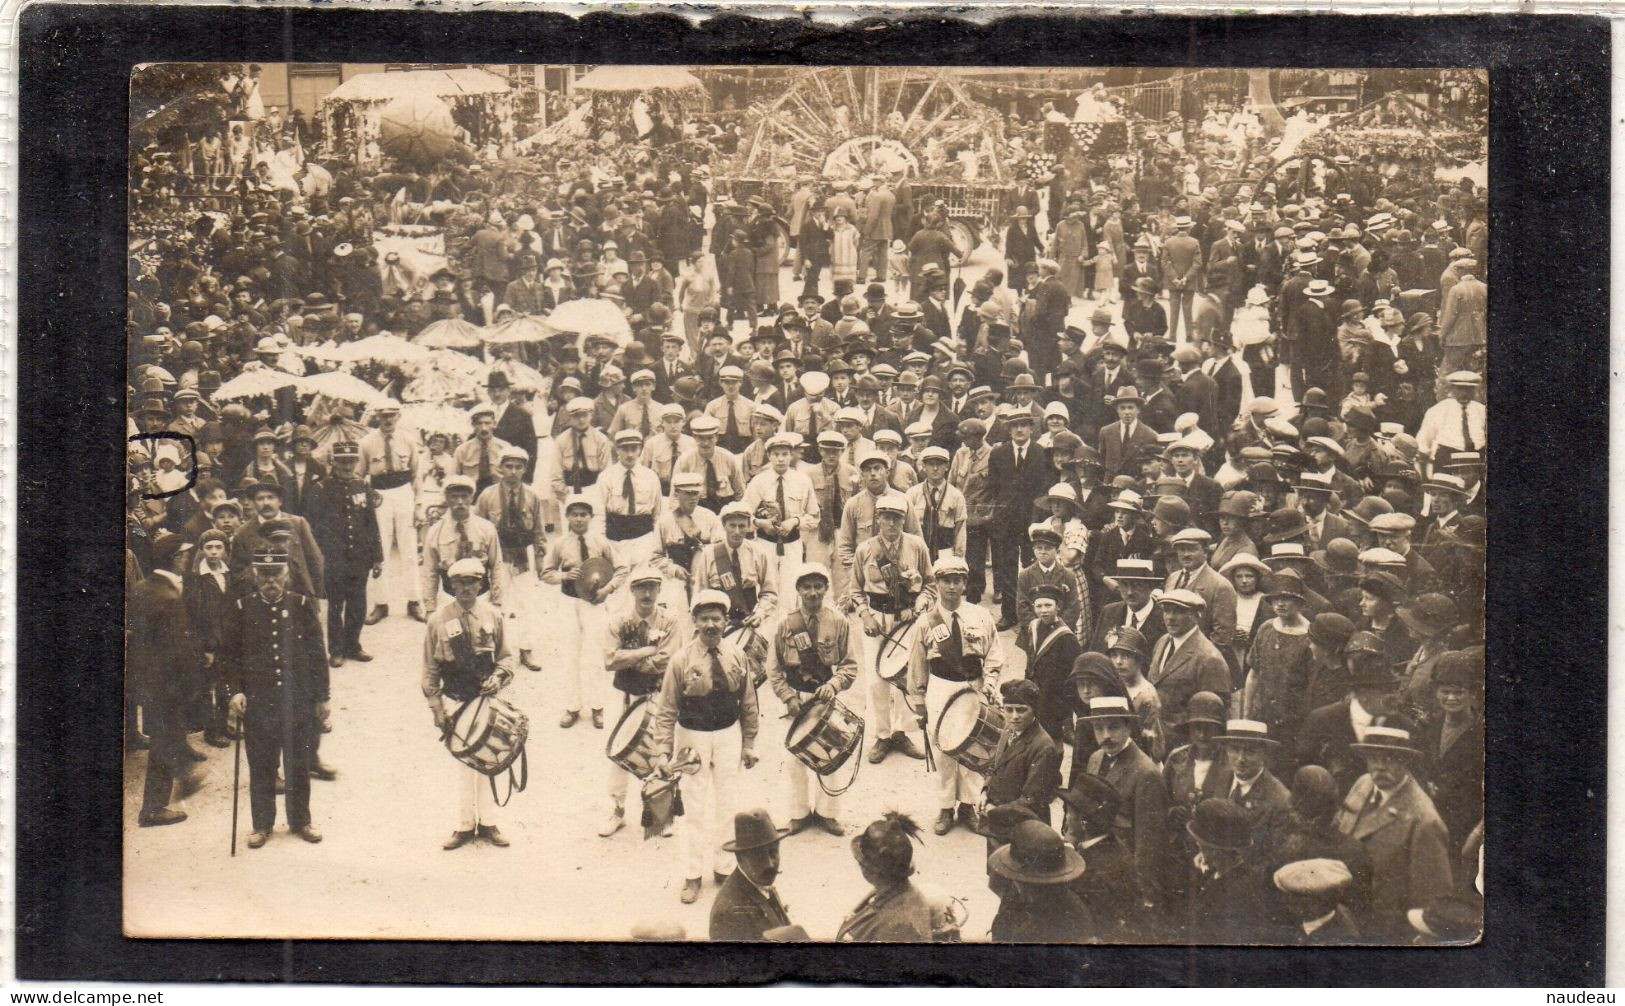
[
  {"x1": 862, "y1": 612, "x2": 915, "y2": 741},
  {"x1": 441, "y1": 696, "x2": 498, "y2": 832},
  {"x1": 926, "y1": 672, "x2": 985, "y2": 811},
  {"x1": 607, "y1": 692, "x2": 642, "y2": 804},
  {"x1": 762, "y1": 539, "x2": 805, "y2": 604},
  {"x1": 675, "y1": 723, "x2": 741, "y2": 880},
  {"x1": 373, "y1": 483, "x2": 416, "y2": 609},
  {"x1": 501, "y1": 558, "x2": 540, "y2": 653},
  {"x1": 785, "y1": 723, "x2": 840, "y2": 821},
  {"x1": 558, "y1": 596, "x2": 607, "y2": 713},
  {"x1": 610, "y1": 532, "x2": 659, "y2": 572}
]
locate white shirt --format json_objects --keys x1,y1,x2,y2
[
  {"x1": 1349, "y1": 695, "x2": 1376, "y2": 742},
  {"x1": 1302, "y1": 910, "x2": 1339, "y2": 936},
  {"x1": 1416, "y1": 396, "x2": 1487, "y2": 457},
  {"x1": 742, "y1": 467, "x2": 821, "y2": 533},
  {"x1": 1192, "y1": 756, "x2": 1213, "y2": 791}
]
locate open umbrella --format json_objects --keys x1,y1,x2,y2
[
  {"x1": 400, "y1": 402, "x2": 475, "y2": 442},
  {"x1": 483, "y1": 359, "x2": 550, "y2": 396},
  {"x1": 339, "y1": 332, "x2": 433, "y2": 367},
  {"x1": 483, "y1": 313, "x2": 557, "y2": 345},
  {"x1": 414, "y1": 318, "x2": 486, "y2": 349},
  {"x1": 378, "y1": 92, "x2": 465, "y2": 167},
  {"x1": 211, "y1": 368, "x2": 302, "y2": 402},
  {"x1": 545, "y1": 297, "x2": 633, "y2": 348},
  {"x1": 299, "y1": 371, "x2": 395, "y2": 409},
  {"x1": 293, "y1": 341, "x2": 353, "y2": 364}
]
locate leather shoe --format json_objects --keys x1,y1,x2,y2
[
  {"x1": 479, "y1": 825, "x2": 509, "y2": 847},
  {"x1": 890, "y1": 734, "x2": 926, "y2": 760},
  {"x1": 814, "y1": 815, "x2": 843, "y2": 836},
  {"x1": 443, "y1": 829, "x2": 476, "y2": 850},
  {"x1": 364, "y1": 605, "x2": 388, "y2": 625},
  {"x1": 713, "y1": 870, "x2": 731, "y2": 886},
  {"x1": 139, "y1": 807, "x2": 187, "y2": 827},
  {"x1": 520, "y1": 651, "x2": 543, "y2": 672},
  {"x1": 309, "y1": 762, "x2": 338, "y2": 781},
  {"x1": 559, "y1": 710, "x2": 580, "y2": 729},
  {"x1": 933, "y1": 809, "x2": 955, "y2": 836},
  {"x1": 785, "y1": 816, "x2": 812, "y2": 835},
  {"x1": 408, "y1": 601, "x2": 426, "y2": 623},
  {"x1": 247, "y1": 829, "x2": 271, "y2": 849},
  {"x1": 295, "y1": 825, "x2": 323, "y2": 844},
  {"x1": 183, "y1": 743, "x2": 208, "y2": 762},
  {"x1": 866, "y1": 735, "x2": 892, "y2": 764},
  {"x1": 996, "y1": 617, "x2": 1018, "y2": 632},
  {"x1": 204, "y1": 732, "x2": 231, "y2": 749},
  {"x1": 680, "y1": 878, "x2": 702, "y2": 904},
  {"x1": 591, "y1": 708, "x2": 605, "y2": 730},
  {"x1": 329, "y1": 654, "x2": 345, "y2": 668},
  {"x1": 349, "y1": 649, "x2": 373, "y2": 662}
]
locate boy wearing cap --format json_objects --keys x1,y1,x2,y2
[
  {"x1": 455, "y1": 404, "x2": 512, "y2": 497},
  {"x1": 1016, "y1": 583, "x2": 1083, "y2": 745},
  {"x1": 675, "y1": 415, "x2": 746, "y2": 514},
  {"x1": 1017, "y1": 524, "x2": 1082, "y2": 632},
  {"x1": 423, "y1": 558, "x2": 517, "y2": 850},
  {"x1": 650, "y1": 590, "x2": 763, "y2": 904},
  {"x1": 1333, "y1": 719, "x2": 1454, "y2": 939},
  {"x1": 307, "y1": 442, "x2": 383, "y2": 666},
  {"x1": 475, "y1": 446, "x2": 548, "y2": 670},
  {"x1": 549, "y1": 397, "x2": 615, "y2": 507},
  {"x1": 420, "y1": 475, "x2": 505, "y2": 615},
  {"x1": 224, "y1": 546, "x2": 330, "y2": 848},
  {"x1": 737, "y1": 405, "x2": 784, "y2": 482},
  {"x1": 766, "y1": 562, "x2": 858, "y2": 835},
  {"x1": 540, "y1": 498, "x2": 627, "y2": 729},
  {"x1": 906, "y1": 554, "x2": 1003, "y2": 833},
  {"x1": 742, "y1": 434, "x2": 821, "y2": 600},
  {"x1": 594, "y1": 429, "x2": 665, "y2": 572},
  {"x1": 850, "y1": 492, "x2": 935, "y2": 765},
  {"x1": 599, "y1": 567, "x2": 685, "y2": 838}
]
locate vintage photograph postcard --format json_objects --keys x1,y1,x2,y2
[{"x1": 122, "y1": 61, "x2": 1489, "y2": 945}]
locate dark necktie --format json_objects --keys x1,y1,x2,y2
[
  {"x1": 1459, "y1": 400, "x2": 1473, "y2": 451},
  {"x1": 731, "y1": 548, "x2": 742, "y2": 582},
  {"x1": 725, "y1": 401, "x2": 740, "y2": 441},
  {"x1": 707, "y1": 645, "x2": 726, "y2": 693},
  {"x1": 622, "y1": 466, "x2": 636, "y2": 515},
  {"x1": 578, "y1": 533, "x2": 589, "y2": 562},
  {"x1": 640, "y1": 403, "x2": 652, "y2": 438},
  {"x1": 944, "y1": 611, "x2": 964, "y2": 673},
  {"x1": 456, "y1": 520, "x2": 470, "y2": 559},
  {"x1": 925, "y1": 486, "x2": 940, "y2": 557},
  {"x1": 1129, "y1": 610, "x2": 1139, "y2": 630},
  {"x1": 572, "y1": 433, "x2": 587, "y2": 495},
  {"x1": 808, "y1": 402, "x2": 819, "y2": 444},
  {"x1": 505, "y1": 487, "x2": 518, "y2": 529},
  {"x1": 1177, "y1": 568, "x2": 1191, "y2": 589},
  {"x1": 775, "y1": 475, "x2": 787, "y2": 556},
  {"x1": 706, "y1": 459, "x2": 721, "y2": 499},
  {"x1": 478, "y1": 441, "x2": 491, "y2": 487},
  {"x1": 1014, "y1": 445, "x2": 1024, "y2": 468},
  {"x1": 383, "y1": 436, "x2": 396, "y2": 475}
]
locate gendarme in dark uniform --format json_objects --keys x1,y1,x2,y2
[
  {"x1": 224, "y1": 546, "x2": 330, "y2": 847},
  {"x1": 307, "y1": 441, "x2": 383, "y2": 665}
]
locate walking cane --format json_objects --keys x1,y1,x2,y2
[{"x1": 230, "y1": 727, "x2": 242, "y2": 857}]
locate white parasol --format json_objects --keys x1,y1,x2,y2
[
  {"x1": 414, "y1": 318, "x2": 486, "y2": 349},
  {"x1": 483, "y1": 313, "x2": 557, "y2": 345},
  {"x1": 544, "y1": 297, "x2": 633, "y2": 348},
  {"x1": 212, "y1": 369, "x2": 301, "y2": 402},
  {"x1": 399, "y1": 402, "x2": 474, "y2": 441},
  {"x1": 299, "y1": 371, "x2": 395, "y2": 408},
  {"x1": 402, "y1": 350, "x2": 484, "y2": 403},
  {"x1": 483, "y1": 359, "x2": 550, "y2": 396},
  {"x1": 574, "y1": 66, "x2": 704, "y2": 93},
  {"x1": 339, "y1": 332, "x2": 433, "y2": 366},
  {"x1": 293, "y1": 340, "x2": 353, "y2": 364}
]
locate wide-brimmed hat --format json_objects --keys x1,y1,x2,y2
[
  {"x1": 1079, "y1": 695, "x2": 1139, "y2": 722},
  {"x1": 1397, "y1": 593, "x2": 1458, "y2": 637},
  {"x1": 721, "y1": 807, "x2": 790, "y2": 852},
  {"x1": 1349, "y1": 718, "x2": 1422, "y2": 758},
  {"x1": 1186, "y1": 798, "x2": 1253, "y2": 851},
  {"x1": 1262, "y1": 570, "x2": 1307, "y2": 601},
  {"x1": 1308, "y1": 612, "x2": 1355, "y2": 650},
  {"x1": 989, "y1": 821, "x2": 1086, "y2": 885},
  {"x1": 1262, "y1": 507, "x2": 1311, "y2": 543},
  {"x1": 1218, "y1": 718, "x2": 1279, "y2": 747}
]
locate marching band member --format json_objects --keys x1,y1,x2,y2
[
  {"x1": 594, "y1": 428, "x2": 665, "y2": 572},
  {"x1": 419, "y1": 476, "x2": 505, "y2": 614},
  {"x1": 676, "y1": 414, "x2": 747, "y2": 515},
  {"x1": 357, "y1": 402, "x2": 419, "y2": 623},
  {"x1": 906, "y1": 553, "x2": 1003, "y2": 836},
  {"x1": 474, "y1": 446, "x2": 546, "y2": 672},
  {"x1": 540, "y1": 497, "x2": 627, "y2": 730},
  {"x1": 850, "y1": 491, "x2": 934, "y2": 765},
  {"x1": 422, "y1": 557, "x2": 516, "y2": 851},
  {"x1": 653, "y1": 471, "x2": 720, "y2": 608},
  {"x1": 691, "y1": 501, "x2": 778, "y2": 654},
  {"x1": 904, "y1": 445, "x2": 967, "y2": 563},
  {"x1": 742, "y1": 431, "x2": 821, "y2": 600},
  {"x1": 766, "y1": 561, "x2": 857, "y2": 836},
  {"x1": 548, "y1": 396, "x2": 614, "y2": 508},
  {"x1": 640, "y1": 402, "x2": 694, "y2": 494},
  {"x1": 650, "y1": 589, "x2": 762, "y2": 905},
  {"x1": 599, "y1": 566, "x2": 682, "y2": 838}
]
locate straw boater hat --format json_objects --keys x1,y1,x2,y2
[
  {"x1": 1349, "y1": 718, "x2": 1422, "y2": 758},
  {"x1": 1218, "y1": 718, "x2": 1280, "y2": 747}
]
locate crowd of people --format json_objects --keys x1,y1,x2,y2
[{"x1": 126, "y1": 66, "x2": 1486, "y2": 945}]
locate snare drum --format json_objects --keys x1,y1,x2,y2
[
  {"x1": 446, "y1": 694, "x2": 530, "y2": 776},
  {"x1": 724, "y1": 623, "x2": 770, "y2": 680},
  {"x1": 933, "y1": 688, "x2": 1006, "y2": 777},
  {"x1": 875, "y1": 617, "x2": 920, "y2": 689},
  {"x1": 606, "y1": 697, "x2": 662, "y2": 780},
  {"x1": 785, "y1": 697, "x2": 865, "y2": 777}
]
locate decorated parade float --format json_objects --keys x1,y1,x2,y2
[{"x1": 317, "y1": 68, "x2": 514, "y2": 169}]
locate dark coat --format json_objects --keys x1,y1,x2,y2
[
  {"x1": 1089, "y1": 598, "x2": 1165, "y2": 654},
  {"x1": 220, "y1": 588, "x2": 329, "y2": 711},
  {"x1": 987, "y1": 439, "x2": 1053, "y2": 534},
  {"x1": 708, "y1": 870, "x2": 792, "y2": 942},
  {"x1": 1087, "y1": 742, "x2": 1170, "y2": 907},
  {"x1": 1018, "y1": 622, "x2": 1083, "y2": 742},
  {"x1": 983, "y1": 721, "x2": 1062, "y2": 825},
  {"x1": 1417, "y1": 716, "x2": 1484, "y2": 845},
  {"x1": 128, "y1": 573, "x2": 196, "y2": 703},
  {"x1": 306, "y1": 475, "x2": 385, "y2": 575},
  {"x1": 1097, "y1": 419, "x2": 1159, "y2": 478},
  {"x1": 492, "y1": 402, "x2": 538, "y2": 481},
  {"x1": 990, "y1": 884, "x2": 1096, "y2": 943},
  {"x1": 1294, "y1": 699, "x2": 1364, "y2": 797},
  {"x1": 184, "y1": 565, "x2": 233, "y2": 660}
]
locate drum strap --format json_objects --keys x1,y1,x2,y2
[
  {"x1": 818, "y1": 729, "x2": 865, "y2": 798},
  {"x1": 489, "y1": 745, "x2": 528, "y2": 807}
]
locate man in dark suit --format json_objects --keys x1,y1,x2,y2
[
  {"x1": 223, "y1": 546, "x2": 330, "y2": 848},
  {"x1": 1171, "y1": 346, "x2": 1221, "y2": 440},
  {"x1": 1077, "y1": 696, "x2": 1171, "y2": 929},
  {"x1": 1166, "y1": 438, "x2": 1223, "y2": 533},
  {"x1": 130, "y1": 534, "x2": 205, "y2": 827},
  {"x1": 987, "y1": 411, "x2": 1052, "y2": 630},
  {"x1": 229, "y1": 482, "x2": 324, "y2": 598},
  {"x1": 1294, "y1": 632, "x2": 1399, "y2": 796},
  {"x1": 1217, "y1": 719, "x2": 1294, "y2": 852},
  {"x1": 1090, "y1": 558, "x2": 1166, "y2": 652},
  {"x1": 1097, "y1": 386, "x2": 1159, "y2": 480},
  {"x1": 651, "y1": 330, "x2": 696, "y2": 406},
  {"x1": 487, "y1": 372, "x2": 537, "y2": 482},
  {"x1": 1146, "y1": 590, "x2": 1232, "y2": 728},
  {"x1": 709, "y1": 809, "x2": 794, "y2": 942},
  {"x1": 307, "y1": 442, "x2": 384, "y2": 666},
  {"x1": 1025, "y1": 260, "x2": 1072, "y2": 385}
]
